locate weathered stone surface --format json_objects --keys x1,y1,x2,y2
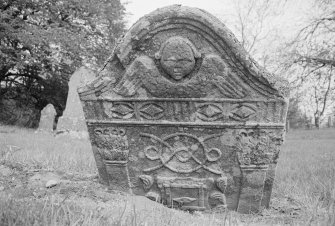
[
  {"x1": 45, "y1": 180, "x2": 58, "y2": 188},
  {"x1": 0, "y1": 165, "x2": 12, "y2": 177},
  {"x1": 78, "y1": 5, "x2": 289, "y2": 213},
  {"x1": 57, "y1": 66, "x2": 96, "y2": 133},
  {"x1": 39, "y1": 104, "x2": 56, "y2": 131}
]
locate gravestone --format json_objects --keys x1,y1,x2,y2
[
  {"x1": 57, "y1": 66, "x2": 96, "y2": 138},
  {"x1": 328, "y1": 116, "x2": 332, "y2": 128},
  {"x1": 79, "y1": 5, "x2": 289, "y2": 213},
  {"x1": 39, "y1": 104, "x2": 56, "y2": 131}
]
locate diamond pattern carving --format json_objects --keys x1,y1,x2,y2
[
  {"x1": 139, "y1": 103, "x2": 164, "y2": 120},
  {"x1": 231, "y1": 105, "x2": 256, "y2": 121},
  {"x1": 111, "y1": 103, "x2": 134, "y2": 119},
  {"x1": 197, "y1": 104, "x2": 223, "y2": 121}
]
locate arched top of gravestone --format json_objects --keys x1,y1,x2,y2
[{"x1": 79, "y1": 5, "x2": 288, "y2": 100}]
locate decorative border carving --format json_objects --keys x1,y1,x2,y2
[
  {"x1": 102, "y1": 100, "x2": 286, "y2": 124},
  {"x1": 87, "y1": 120, "x2": 285, "y2": 129}
]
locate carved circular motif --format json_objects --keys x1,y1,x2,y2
[
  {"x1": 175, "y1": 147, "x2": 192, "y2": 162},
  {"x1": 144, "y1": 146, "x2": 161, "y2": 160},
  {"x1": 119, "y1": 128, "x2": 126, "y2": 136},
  {"x1": 94, "y1": 129, "x2": 103, "y2": 135},
  {"x1": 190, "y1": 144, "x2": 199, "y2": 151},
  {"x1": 110, "y1": 128, "x2": 118, "y2": 135},
  {"x1": 206, "y1": 148, "x2": 222, "y2": 162}
]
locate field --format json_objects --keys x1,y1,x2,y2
[{"x1": 0, "y1": 126, "x2": 334, "y2": 225}]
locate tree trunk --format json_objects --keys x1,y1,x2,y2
[{"x1": 315, "y1": 116, "x2": 320, "y2": 129}]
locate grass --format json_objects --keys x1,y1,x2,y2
[
  {"x1": 0, "y1": 125, "x2": 335, "y2": 225},
  {"x1": 0, "y1": 127, "x2": 96, "y2": 174},
  {"x1": 273, "y1": 129, "x2": 335, "y2": 225}
]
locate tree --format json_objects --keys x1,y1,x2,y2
[
  {"x1": 287, "y1": 96, "x2": 314, "y2": 129},
  {"x1": 0, "y1": 0, "x2": 126, "y2": 127},
  {"x1": 281, "y1": 0, "x2": 335, "y2": 128},
  {"x1": 301, "y1": 69, "x2": 335, "y2": 128},
  {"x1": 292, "y1": 1, "x2": 335, "y2": 68},
  {"x1": 223, "y1": 0, "x2": 287, "y2": 68}
]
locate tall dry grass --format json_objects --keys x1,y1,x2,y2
[{"x1": 274, "y1": 129, "x2": 335, "y2": 225}]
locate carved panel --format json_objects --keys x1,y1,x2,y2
[
  {"x1": 140, "y1": 132, "x2": 223, "y2": 175},
  {"x1": 156, "y1": 177, "x2": 207, "y2": 210},
  {"x1": 137, "y1": 175, "x2": 228, "y2": 211}
]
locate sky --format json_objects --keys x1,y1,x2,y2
[
  {"x1": 122, "y1": 0, "x2": 234, "y2": 26},
  {"x1": 121, "y1": 0, "x2": 314, "y2": 37},
  {"x1": 120, "y1": 0, "x2": 315, "y2": 66}
]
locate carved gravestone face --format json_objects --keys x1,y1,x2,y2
[
  {"x1": 79, "y1": 5, "x2": 289, "y2": 214},
  {"x1": 157, "y1": 37, "x2": 197, "y2": 80}
]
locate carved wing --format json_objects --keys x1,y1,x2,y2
[
  {"x1": 113, "y1": 56, "x2": 158, "y2": 97},
  {"x1": 198, "y1": 54, "x2": 246, "y2": 99}
]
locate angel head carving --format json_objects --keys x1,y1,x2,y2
[
  {"x1": 155, "y1": 37, "x2": 201, "y2": 81},
  {"x1": 113, "y1": 37, "x2": 246, "y2": 98}
]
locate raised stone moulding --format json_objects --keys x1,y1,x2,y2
[
  {"x1": 78, "y1": 5, "x2": 289, "y2": 213},
  {"x1": 101, "y1": 100, "x2": 286, "y2": 123}
]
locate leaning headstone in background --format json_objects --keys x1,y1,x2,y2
[
  {"x1": 328, "y1": 116, "x2": 333, "y2": 128},
  {"x1": 57, "y1": 66, "x2": 96, "y2": 139},
  {"x1": 39, "y1": 104, "x2": 56, "y2": 131},
  {"x1": 79, "y1": 5, "x2": 289, "y2": 213}
]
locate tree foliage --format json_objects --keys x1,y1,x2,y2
[
  {"x1": 282, "y1": 0, "x2": 335, "y2": 127},
  {"x1": 0, "y1": 0, "x2": 125, "y2": 127},
  {"x1": 287, "y1": 96, "x2": 311, "y2": 129},
  {"x1": 226, "y1": 0, "x2": 287, "y2": 68},
  {"x1": 224, "y1": 0, "x2": 334, "y2": 128}
]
